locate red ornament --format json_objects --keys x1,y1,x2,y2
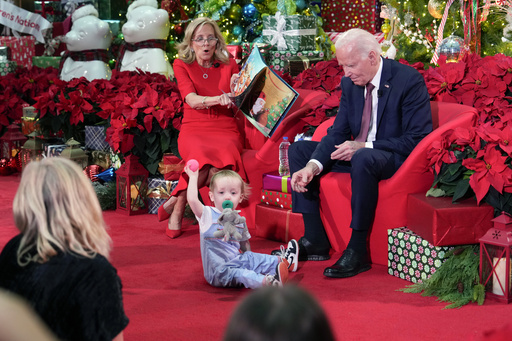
[
  {"x1": 0, "y1": 158, "x2": 13, "y2": 176},
  {"x1": 161, "y1": 0, "x2": 178, "y2": 13},
  {"x1": 175, "y1": 24, "x2": 184, "y2": 35}
]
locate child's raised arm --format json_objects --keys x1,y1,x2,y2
[{"x1": 184, "y1": 161, "x2": 204, "y2": 219}]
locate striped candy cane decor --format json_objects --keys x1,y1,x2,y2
[{"x1": 431, "y1": 0, "x2": 456, "y2": 64}]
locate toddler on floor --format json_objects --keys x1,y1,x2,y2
[{"x1": 184, "y1": 165, "x2": 298, "y2": 288}]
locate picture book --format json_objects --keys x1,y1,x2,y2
[{"x1": 231, "y1": 48, "x2": 298, "y2": 137}]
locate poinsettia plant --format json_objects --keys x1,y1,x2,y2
[
  {"x1": 32, "y1": 70, "x2": 183, "y2": 174},
  {"x1": 422, "y1": 53, "x2": 512, "y2": 214},
  {"x1": 292, "y1": 59, "x2": 344, "y2": 132}
]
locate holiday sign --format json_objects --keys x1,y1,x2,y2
[{"x1": 0, "y1": 1, "x2": 51, "y2": 43}]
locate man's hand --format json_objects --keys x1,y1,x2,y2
[
  {"x1": 291, "y1": 162, "x2": 319, "y2": 193},
  {"x1": 331, "y1": 141, "x2": 365, "y2": 161}
]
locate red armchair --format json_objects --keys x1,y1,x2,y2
[
  {"x1": 239, "y1": 89, "x2": 328, "y2": 232},
  {"x1": 310, "y1": 101, "x2": 478, "y2": 265}
]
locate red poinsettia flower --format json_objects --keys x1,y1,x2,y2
[
  {"x1": 427, "y1": 129, "x2": 458, "y2": 174},
  {"x1": 489, "y1": 53, "x2": 512, "y2": 89},
  {"x1": 422, "y1": 61, "x2": 465, "y2": 102},
  {"x1": 455, "y1": 62, "x2": 507, "y2": 107},
  {"x1": 463, "y1": 143, "x2": 512, "y2": 203},
  {"x1": 477, "y1": 122, "x2": 512, "y2": 156}
]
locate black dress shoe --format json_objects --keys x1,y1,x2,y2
[
  {"x1": 323, "y1": 248, "x2": 371, "y2": 278},
  {"x1": 271, "y1": 237, "x2": 330, "y2": 261}
]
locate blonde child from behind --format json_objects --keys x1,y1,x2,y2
[{"x1": 184, "y1": 165, "x2": 299, "y2": 288}]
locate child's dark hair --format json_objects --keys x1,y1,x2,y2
[{"x1": 210, "y1": 170, "x2": 251, "y2": 201}]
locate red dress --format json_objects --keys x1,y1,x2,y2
[{"x1": 172, "y1": 58, "x2": 245, "y2": 195}]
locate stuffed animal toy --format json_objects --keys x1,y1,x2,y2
[
  {"x1": 214, "y1": 200, "x2": 248, "y2": 242},
  {"x1": 117, "y1": 0, "x2": 174, "y2": 79},
  {"x1": 59, "y1": 5, "x2": 112, "y2": 81}
]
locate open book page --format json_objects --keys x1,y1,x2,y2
[{"x1": 231, "y1": 48, "x2": 298, "y2": 137}]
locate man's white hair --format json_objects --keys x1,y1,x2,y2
[{"x1": 72, "y1": 4, "x2": 98, "y2": 23}]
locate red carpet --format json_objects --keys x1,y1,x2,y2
[{"x1": 0, "y1": 173, "x2": 510, "y2": 340}]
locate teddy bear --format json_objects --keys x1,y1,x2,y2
[
  {"x1": 116, "y1": 0, "x2": 174, "y2": 79},
  {"x1": 59, "y1": 5, "x2": 112, "y2": 82},
  {"x1": 214, "y1": 200, "x2": 248, "y2": 242}
]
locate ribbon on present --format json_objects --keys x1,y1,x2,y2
[
  {"x1": 281, "y1": 175, "x2": 290, "y2": 193},
  {"x1": 262, "y1": 12, "x2": 317, "y2": 50},
  {"x1": 147, "y1": 185, "x2": 171, "y2": 199}
]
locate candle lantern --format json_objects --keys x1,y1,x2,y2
[
  {"x1": 0, "y1": 124, "x2": 27, "y2": 160},
  {"x1": 19, "y1": 132, "x2": 44, "y2": 170},
  {"x1": 115, "y1": 154, "x2": 148, "y2": 215},
  {"x1": 60, "y1": 138, "x2": 89, "y2": 169},
  {"x1": 479, "y1": 212, "x2": 512, "y2": 303}
]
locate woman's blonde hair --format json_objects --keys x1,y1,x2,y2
[
  {"x1": 177, "y1": 17, "x2": 230, "y2": 65},
  {"x1": 13, "y1": 157, "x2": 111, "y2": 266},
  {"x1": 209, "y1": 170, "x2": 251, "y2": 201}
]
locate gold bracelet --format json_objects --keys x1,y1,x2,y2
[{"x1": 202, "y1": 96, "x2": 208, "y2": 109}]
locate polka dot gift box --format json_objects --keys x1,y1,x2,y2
[
  {"x1": 388, "y1": 227, "x2": 454, "y2": 283},
  {"x1": 322, "y1": 0, "x2": 383, "y2": 34}
]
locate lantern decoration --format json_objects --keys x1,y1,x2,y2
[
  {"x1": 115, "y1": 154, "x2": 148, "y2": 215},
  {"x1": 19, "y1": 132, "x2": 44, "y2": 170},
  {"x1": 479, "y1": 212, "x2": 512, "y2": 303},
  {"x1": 60, "y1": 138, "x2": 89, "y2": 169},
  {"x1": 0, "y1": 124, "x2": 28, "y2": 160}
]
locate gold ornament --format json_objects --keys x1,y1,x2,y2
[
  {"x1": 428, "y1": 0, "x2": 444, "y2": 19},
  {"x1": 381, "y1": 19, "x2": 391, "y2": 39}
]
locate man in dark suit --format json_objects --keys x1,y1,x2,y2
[{"x1": 281, "y1": 28, "x2": 432, "y2": 278}]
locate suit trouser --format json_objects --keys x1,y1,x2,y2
[{"x1": 289, "y1": 140, "x2": 398, "y2": 245}]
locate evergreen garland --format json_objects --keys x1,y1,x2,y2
[
  {"x1": 92, "y1": 181, "x2": 117, "y2": 211},
  {"x1": 399, "y1": 245, "x2": 485, "y2": 309}
]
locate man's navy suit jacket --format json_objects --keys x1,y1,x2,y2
[{"x1": 311, "y1": 57, "x2": 433, "y2": 170}]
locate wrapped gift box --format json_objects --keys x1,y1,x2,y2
[
  {"x1": 0, "y1": 61, "x2": 17, "y2": 76},
  {"x1": 32, "y1": 56, "x2": 61, "y2": 69},
  {"x1": 21, "y1": 106, "x2": 39, "y2": 135},
  {"x1": 255, "y1": 204, "x2": 304, "y2": 242},
  {"x1": 388, "y1": 227, "x2": 454, "y2": 283},
  {"x1": 159, "y1": 153, "x2": 184, "y2": 181},
  {"x1": 262, "y1": 171, "x2": 291, "y2": 193},
  {"x1": 0, "y1": 36, "x2": 35, "y2": 68},
  {"x1": 261, "y1": 190, "x2": 292, "y2": 210},
  {"x1": 267, "y1": 50, "x2": 323, "y2": 72},
  {"x1": 85, "y1": 125, "x2": 110, "y2": 152},
  {"x1": 46, "y1": 144, "x2": 86, "y2": 157},
  {"x1": 322, "y1": 0, "x2": 381, "y2": 33},
  {"x1": 407, "y1": 193, "x2": 494, "y2": 246},
  {"x1": 0, "y1": 46, "x2": 10, "y2": 61},
  {"x1": 34, "y1": 0, "x2": 65, "y2": 22},
  {"x1": 262, "y1": 13, "x2": 317, "y2": 52},
  {"x1": 147, "y1": 176, "x2": 178, "y2": 214},
  {"x1": 285, "y1": 53, "x2": 325, "y2": 77},
  {"x1": 241, "y1": 42, "x2": 271, "y2": 64},
  {"x1": 226, "y1": 45, "x2": 242, "y2": 64}
]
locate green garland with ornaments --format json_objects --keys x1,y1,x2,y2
[{"x1": 382, "y1": 0, "x2": 512, "y2": 65}]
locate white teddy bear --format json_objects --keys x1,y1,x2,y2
[
  {"x1": 60, "y1": 5, "x2": 112, "y2": 82},
  {"x1": 117, "y1": 0, "x2": 174, "y2": 79}
]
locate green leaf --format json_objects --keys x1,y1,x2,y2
[
  {"x1": 426, "y1": 187, "x2": 446, "y2": 197},
  {"x1": 452, "y1": 178, "x2": 471, "y2": 202}
]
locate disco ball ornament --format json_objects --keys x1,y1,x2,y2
[
  {"x1": 242, "y1": 4, "x2": 257, "y2": 21},
  {"x1": 428, "y1": 0, "x2": 444, "y2": 19},
  {"x1": 438, "y1": 35, "x2": 466, "y2": 63},
  {"x1": 227, "y1": 4, "x2": 242, "y2": 21}
]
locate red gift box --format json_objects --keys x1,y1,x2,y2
[
  {"x1": 407, "y1": 193, "x2": 494, "y2": 246},
  {"x1": 261, "y1": 190, "x2": 292, "y2": 210},
  {"x1": 262, "y1": 171, "x2": 291, "y2": 193},
  {"x1": 254, "y1": 204, "x2": 304, "y2": 243},
  {"x1": 158, "y1": 153, "x2": 184, "y2": 181},
  {"x1": 322, "y1": 0, "x2": 378, "y2": 33},
  {"x1": 226, "y1": 45, "x2": 242, "y2": 64},
  {"x1": 0, "y1": 36, "x2": 35, "y2": 68}
]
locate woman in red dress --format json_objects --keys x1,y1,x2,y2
[{"x1": 158, "y1": 17, "x2": 244, "y2": 238}]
